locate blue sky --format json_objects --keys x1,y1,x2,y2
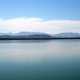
[
  {"x1": 0, "y1": 0, "x2": 80, "y2": 33},
  {"x1": 0, "y1": 0, "x2": 80, "y2": 20}
]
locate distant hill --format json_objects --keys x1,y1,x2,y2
[
  {"x1": 0, "y1": 32, "x2": 53, "y2": 40},
  {"x1": 53, "y1": 32, "x2": 80, "y2": 38}
]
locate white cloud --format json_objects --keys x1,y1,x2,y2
[{"x1": 0, "y1": 17, "x2": 80, "y2": 34}]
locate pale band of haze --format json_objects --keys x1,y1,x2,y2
[{"x1": 0, "y1": 17, "x2": 80, "y2": 34}]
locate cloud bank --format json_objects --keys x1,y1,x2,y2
[{"x1": 0, "y1": 17, "x2": 80, "y2": 34}]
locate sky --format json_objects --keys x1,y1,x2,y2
[{"x1": 0, "y1": 0, "x2": 80, "y2": 34}]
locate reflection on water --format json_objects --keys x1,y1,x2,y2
[{"x1": 0, "y1": 40, "x2": 80, "y2": 80}]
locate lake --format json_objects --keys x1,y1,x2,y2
[{"x1": 0, "y1": 40, "x2": 80, "y2": 80}]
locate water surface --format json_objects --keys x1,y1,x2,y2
[{"x1": 0, "y1": 40, "x2": 80, "y2": 80}]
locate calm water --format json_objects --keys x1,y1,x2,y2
[{"x1": 0, "y1": 40, "x2": 80, "y2": 80}]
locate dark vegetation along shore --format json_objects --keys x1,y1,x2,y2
[{"x1": 0, "y1": 32, "x2": 80, "y2": 40}]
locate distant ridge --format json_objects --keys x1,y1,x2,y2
[
  {"x1": 0, "y1": 32, "x2": 53, "y2": 40},
  {"x1": 0, "y1": 32, "x2": 80, "y2": 40},
  {"x1": 53, "y1": 32, "x2": 80, "y2": 38}
]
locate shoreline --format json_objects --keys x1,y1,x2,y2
[{"x1": 0, "y1": 38, "x2": 80, "y2": 40}]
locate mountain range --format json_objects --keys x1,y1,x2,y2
[{"x1": 0, "y1": 32, "x2": 80, "y2": 40}]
